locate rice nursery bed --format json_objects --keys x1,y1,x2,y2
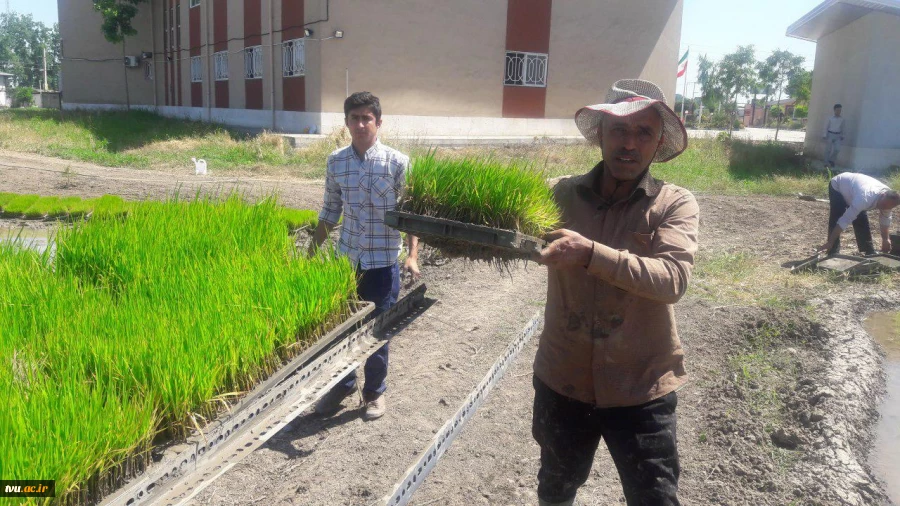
[
  {"x1": 0, "y1": 196, "x2": 355, "y2": 504},
  {"x1": 0, "y1": 191, "x2": 319, "y2": 231},
  {"x1": 400, "y1": 156, "x2": 560, "y2": 261}
]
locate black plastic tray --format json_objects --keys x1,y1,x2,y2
[{"x1": 384, "y1": 210, "x2": 546, "y2": 257}]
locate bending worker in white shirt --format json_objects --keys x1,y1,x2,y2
[
  {"x1": 819, "y1": 172, "x2": 900, "y2": 256},
  {"x1": 822, "y1": 104, "x2": 845, "y2": 168}
]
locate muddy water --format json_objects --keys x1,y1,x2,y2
[
  {"x1": 0, "y1": 226, "x2": 52, "y2": 254},
  {"x1": 863, "y1": 311, "x2": 900, "y2": 503}
]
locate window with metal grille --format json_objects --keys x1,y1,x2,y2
[
  {"x1": 504, "y1": 51, "x2": 548, "y2": 87},
  {"x1": 144, "y1": 61, "x2": 154, "y2": 81},
  {"x1": 244, "y1": 46, "x2": 263, "y2": 79},
  {"x1": 282, "y1": 38, "x2": 305, "y2": 77},
  {"x1": 190, "y1": 56, "x2": 202, "y2": 82},
  {"x1": 189, "y1": 0, "x2": 200, "y2": 7},
  {"x1": 214, "y1": 51, "x2": 228, "y2": 81}
]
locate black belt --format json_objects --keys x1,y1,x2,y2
[{"x1": 828, "y1": 131, "x2": 842, "y2": 134}]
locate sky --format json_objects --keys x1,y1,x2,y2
[
  {"x1": 677, "y1": 0, "x2": 821, "y2": 100},
  {"x1": 12, "y1": 0, "x2": 822, "y2": 100}
]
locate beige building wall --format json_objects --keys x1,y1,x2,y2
[
  {"x1": 546, "y1": 0, "x2": 682, "y2": 118},
  {"x1": 58, "y1": 0, "x2": 155, "y2": 105},
  {"x1": 805, "y1": 12, "x2": 900, "y2": 170},
  {"x1": 314, "y1": 0, "x2": 509, "y2": 117}
]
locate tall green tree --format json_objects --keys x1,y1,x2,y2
[
  {"x1": 759, "y1": 49, "x2": 806, "y2": 124},
  {"x1": 697, "y1": 54, "x2": 724, "y2": 114},
  {"x1": 786, "y1": 69, "x2": 813, "y2": 106},
  {"x1": 0, "y1": 13, "x2": 60, "y2": 90},
  {"x1": 717, "y1": 45, "x2": 757, "y2": 135},
  {"x1": 92, "y1": 0, "x2": 149, "y2": 43}
]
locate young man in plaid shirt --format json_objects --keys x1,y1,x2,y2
[{"x1": 310, "y1": 91, "x2": 419, "y2": 421}]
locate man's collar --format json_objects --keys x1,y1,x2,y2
[
  {"x1": 575, "y1": 161, "x2": 663, "y2": 205},
  {"x1": 352, "y1": 139, "x2": 382, "y2": 160}
]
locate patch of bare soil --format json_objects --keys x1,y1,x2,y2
[{"x1": 0, "y1": 151, "x2": 894, "y2": 505}]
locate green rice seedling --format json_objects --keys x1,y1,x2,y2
[
  {"x1": 2, "y1": 193, "x2": 39, "y2": 217},
  {"x1": 0, "y1": 195, "x2": 357, "y2": 503},
  {"x1": 402, "y1": 154, "x2": 560, "y2": 238},
  {"x1": 281, "y1": 208, "x2": 318, "y2": 231},
  {"x1": 0, "y1": 191, "x2": 16, "y2": 210},
  {"x1": 22, "y1": 196, "x2": 61, "y2": 219},
  {"x1": 57, "y1": 195, "x2": 85, "y2": 219},
  {"x1": 90, "y1": 194, "x2": 130, "y2": 217}
]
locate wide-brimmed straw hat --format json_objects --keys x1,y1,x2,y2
[{"x1": 574, "y1": 79, "x2": 688, "y2": 163}]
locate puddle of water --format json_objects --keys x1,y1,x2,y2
[
  {"x1": 863, "y1": 311, "x2": 900, "y2": 503},
  {"x1": 0, "y1": 226, "x2": 52, "y2": 255}
]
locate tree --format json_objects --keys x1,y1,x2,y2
[
  {"x1": 786, "y1": 69, "x2": 813, "y2": 106},
  {"x1": 698, "y1": 54, "x2": 724, "y2": 114},
  {"x1": 0, "y1": 13, "x2": 60, "y2": 90},
  {"x1": 758, "y1": 50, "x2": 805, "y2": 125},
  {"x1": 717, "y1": 45, "x2": 757, "y2": 135},
  {"x1": 92, "y1": 0, "x2": 148, "y2": 43}
]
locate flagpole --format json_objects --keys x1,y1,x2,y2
[{"x1": 680, "y1": 46, "x2": 689, "y2": 122}]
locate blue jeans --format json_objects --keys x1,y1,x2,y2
[{"x1": 339, "y1": 262, "x2": 400, "y2": 396}]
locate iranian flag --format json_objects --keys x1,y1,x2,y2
[{"x1": 677, "y1": 50, "x2": 689, "y2": 77}]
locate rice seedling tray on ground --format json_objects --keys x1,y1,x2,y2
[
  {"x1": 385, "y1": 210, "x2": 546, "y2": 259},
  {"x1": 101, "y1": 301, "x2": 375, "y2": 506},
  {"x1": 865, "y1": 253, "x2": 900, "y2": 271},
  {"x1": 102, "y1": 284, "x2": 431, "y2": 506},
  {"x1": 814, "y1": 254, "x2": 886, "y2": 276}
]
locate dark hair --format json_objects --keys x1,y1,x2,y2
[
  {"x1": 834, "y1": 104, "x2": 842, "y2": 109},
  {"x1": 886, "y1": 190, "x2": 900, "y2": 201},
  {"x1": 344, "y1": 92, "x2": 382, "y2": 120}
]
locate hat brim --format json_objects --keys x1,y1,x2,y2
[{"x1": 574, "y1": 100, "x2": 688, "y2": 163}]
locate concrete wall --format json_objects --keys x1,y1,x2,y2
[
  {"x1": 545, "y1": 0, "x2": 682, "y2": 118},
  {"x1": 58, "y1": 0, "x2": 156, "y2": 105},
  {"x1": 805, "y1": 11, "x2": 900, "y2": 170},
  {"x1": 58, "y1": 0, "x2": 683, "y2": 135}
]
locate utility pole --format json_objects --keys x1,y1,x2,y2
[{"x1": 42, "y1": 46, "x2": 48, "y2": 90}]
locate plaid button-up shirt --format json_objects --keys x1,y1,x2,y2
[{"x1": 318, "y1": 141, "x2": 410, "y2": 270}]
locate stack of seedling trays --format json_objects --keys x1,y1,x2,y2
[
  {"x1": 791, "y1": 253, "x2": 899, "y2": 277},
  {"x1": 387, "y1": 156, "x2": 560, "y2": 262}
]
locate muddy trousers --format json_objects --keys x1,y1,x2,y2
[
  {"x1": 338, "y1": 262, "x2": 400, "y2": 396},
  {"x1": 531, "y1": 376, "x2": 681, "y2": 506},
  {"x1": 828, "y1": 185, "x2": 875, "y2": 256}
]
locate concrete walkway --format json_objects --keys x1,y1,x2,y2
[{"x1": 282, "y1": 127, "x2": 806, "y2": 148}]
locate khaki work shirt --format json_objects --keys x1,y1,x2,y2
[{"x1": 533, "y1": 162, "x2": 700, "y2": 408}]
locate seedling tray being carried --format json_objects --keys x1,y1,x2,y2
[
  {"x1": 385, "y1": 210, "x2": 546, "y2": 260},
  {"x1": 815, "y1": 254, "x2": 886, "y2": 276}
]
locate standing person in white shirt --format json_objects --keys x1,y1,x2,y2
[
  {"x1": 309, "y1": 91, "x2": 420, "y2": 421},
  {"x1": 819, "y1": 172, "x2": 900, "y2": 256},
  {"x1": 822, "y1": 104, "x2": 846, "y2": 168}
]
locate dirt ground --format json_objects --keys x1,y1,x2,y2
[{"x1": 1, "y1": 151, "x2": 896, "y2": 506}]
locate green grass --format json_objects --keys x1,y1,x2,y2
[
  {"x1": 0, "y1": 109, "x2": 338, "y2": 177},
  {"x1": 0, "y1": 109, "x2": 839, "y2": 197},
  {"x1": 402, "y1": 154, "x2": 561, "y2": 237},
  {"x1": 0, "y1": 196, "x2": 356, "y2": 503}
]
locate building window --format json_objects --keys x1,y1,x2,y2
[
  {"x1": 144, "y1": 61, "x2": 154, "y2": 80},
  {"x1": 189, "y1": 0, "x2": 200, "y2": 7},
  {"x1": 244, "y1": 46, "x2": 263, "y2": 79},
  {"x1": 190, "y1": 56, "x2": 202, "y2": 82},
  {"x1": 214, "y1": 51, "x2": 229, "y2": 81},
  {"x1": 282, "y1": 38, "x2": 305, "y2": 77},
  {"x1": 504, "y1": 51, "x2": 548, "y2": 87}
]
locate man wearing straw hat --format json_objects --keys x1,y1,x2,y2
[{"x1": 535, "y1": 79, "x2": 699, "y2": 506}]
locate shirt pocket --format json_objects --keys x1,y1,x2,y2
[
  {"x1": 626, "y1": 231, "x2": 654, "y2": 256},
  {"x1": 370, "y1": 175, "x2": 398, "y2": 205}
]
